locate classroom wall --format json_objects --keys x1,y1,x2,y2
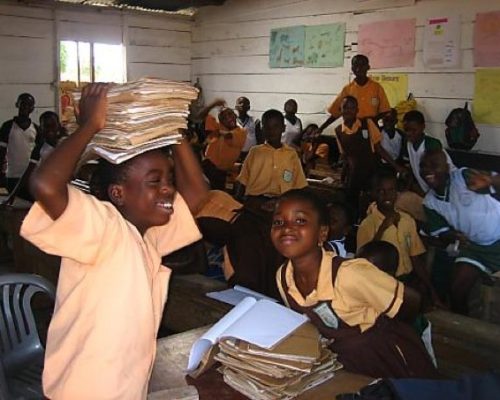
[
  {"x1": 0, "y1": 1, "x2": 192, "y2": 124},
  {"x1": 192, "y1": 0, "x2": 500, "y2": 153}
]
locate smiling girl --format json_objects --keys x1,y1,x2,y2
[
  {"x1": 20, "y1": 84, "x2": 208, "y2": 399},
  {"x1": 271, "y1": 189, "x2": 437, "y2": 379}
]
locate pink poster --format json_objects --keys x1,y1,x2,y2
[
  {"x1": 358, "y1": 19, "x2": 416, "y2": 68},
  {"x1": 474, "y1": 11, "x2": 500, "y2": 67}
]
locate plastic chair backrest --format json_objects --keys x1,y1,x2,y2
[{"x1": 0, "y1": 274, "x2": 55, "y2": 375}]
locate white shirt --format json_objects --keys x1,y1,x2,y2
[
  {"x1": 381, "y1": 129, "x2": 403, "y2": 162},
  {"x1": 407, "y1": 137, "x2": 455, "y2": 193},
  {"x1": 424, "y1": 168, "x2": 500, "y2": 246},
  {"x1": 238, "y1": 115, "x2": 258, "y2": 152},
  {"x1": 282, "y1": 117, "x2": 302, "y2": 145},
  {"x1": 2, "y1": 121, "x2": 38, "y2": 178}
]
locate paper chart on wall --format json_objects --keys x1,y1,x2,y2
[
  {"x1": 369, "y1": 73, "x2": 408, "y2": 107},
  {"x1": 269, "y1": 26, "x2": 305, "y2": 68},
  {"x1": 358, "y1": 19, "x2": 416, "y2": 68},
  {"x1": 304, "y1": 23, "x2": 345, "y2": 68},
  {"x1": 474, "y1": 11, "x2": 500, "y2": 67},
  {"x1": 473, "y1": 69, "x2": 500, "y2": 125},
  {"x1": 423, "y1": 16, "x2": 461, "y2": 68}
]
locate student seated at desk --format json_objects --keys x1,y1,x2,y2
[
  {"x1": 357, "y1": 169, "x2": 440, "y2": 308},
  {"x1": 325, "y1": 201, "x2": 355, "y2": 258},
  {"x1": 235, "y1": 109, "x2": 307, "y2": 210},
  {"x1": 19, "y1": 84, "x2": 207, "y2": 399},
  {"x1": 282, "y1": 99, "x2": 302, "y2": 147},
  {"x1": 271, "y1": 189, "x2": 438, "y2": 379},
  {"x1": 300, "y1": 123, "x2": 330, "y2": 174},
  {"x1": 380, "y1": 108, "x2": 405, "y2": 166},
  {"x1": 420, "y1": 149, "x2": 500, "y2": 314},
  {"x1": 203, "y1": 107, "x2": 246, "y2": 190}
]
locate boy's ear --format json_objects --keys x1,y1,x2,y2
[
  {"x1": 108, "y1": 184, "x2": 125, "y2": 206},
  {"x1": 319, "y1": 225, "x2": 329, "y2": 243}
]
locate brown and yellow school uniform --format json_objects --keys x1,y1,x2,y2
[
  {"x1": 357, "y1": 204, "x2": 426, "y2": 277},
  {"x1": 276, "y1": 250, "x2": 437, "y2": 379},
  {"x1": 335, "y1": 118, "x2": 381, "y2": 193}
]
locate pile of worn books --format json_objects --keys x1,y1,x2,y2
[
  {"x1": 216, "y1": 322, "x2": 342, "y2": 400},
  {"x1": 69, "y1": 78, "x2": 198, "y2": 164}
]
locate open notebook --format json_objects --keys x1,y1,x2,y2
[
  {"x1": 186, "y1": 297, "x2": 308, "y2": 376},
  {"x1": 206, "y1": 285, "x2": 277, "y2": 306}
]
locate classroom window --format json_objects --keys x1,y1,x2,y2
[{"x1": 59, "y1": 40, "x2": 126, "y2": 85}]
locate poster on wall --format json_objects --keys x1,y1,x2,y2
[
  {"x1": 269, "y1": 26, "x2": 305, "y2": 68},
  {"x1": 358, "y1": 19, "x2": 416, "y2": 68},
  {"x1": 369, "y1": 73, "x2": 408, "y2": 107},
  {"x1": 423, "y1": 16, "x2": 461, "y2": 68},
  {"x1": 474, "y1": 11, "x2": 500, "y2": 67},
  {"x1": 304, "y1": 23, "x2": 345, "y2": 68},
  {"x1": 473, "y1": 69, "x2": 500, "y2": 125}
]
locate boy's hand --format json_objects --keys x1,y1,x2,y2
[
  {"x1": 75, "y1": 83, "x2": 109, "y2": 134},
  {"x1": 467, "y1": 169, "x2": 492, "y2": 191},
  {"x1": 381, "y1": 211, "x2": 400, "y2": 229}
]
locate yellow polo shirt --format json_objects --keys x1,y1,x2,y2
[
  {"x1": 328, "y1": 78, "x2": 390, "y2": 120},
  {"x1": 276, "y1": 250, "x2": 404, "y2": 332},
  {"x1": 336, "y1": 118, "x2": 382, "y2": 154},
  {"x1": 205, "y1": 127, "x2": 246, "y2": 171},
  {"x1": 237, "y1": 143, "x2": 307, "y2": 196},
  {"x1": 21, "y1": 186, "x2": 201, "y2": 400},
  {"x1": 357, "y1": 204, "x2": 426, "y2": 276}
]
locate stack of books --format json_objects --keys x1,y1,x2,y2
[
  {"x1": 69, "y1": 78, "x2": 198, "y2": 164},
  {"x1": 217, "y1": 323, "x2": 342, "y2": 400},
  {"x1": 186, "y1": 297, "x2": 342, "y2": 400}
]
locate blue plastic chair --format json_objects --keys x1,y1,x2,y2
[{"x1": 0, "y1": 274, "x2": 55, "y2": 399}]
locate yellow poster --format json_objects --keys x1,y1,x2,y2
[
  {"x1": 474, "y1": 69, "x2": 500, "y2": 125},
  {"x1": 369, "y1": 73, "x2": 408, "y2": 107}
]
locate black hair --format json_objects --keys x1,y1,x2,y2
[
  {"x1": 262, "y1": 109, "x2": 284, "y2": 126},
  {"x1": 327, "y1": 201, "x2": 354, "y2": 226},
  {"x1": 357, "y1": 240, "x2": 399, "y2": 276},
  {"x1": 89, "y1": 159, "x2": 132, "y2": 202},
  {"x1": 341, "y1": 95, "x2": 358, "y2": 107},
  {"x1": 39, "y1": 110, "x2": 59, "y2": 123},
  {"x1": 284, "y1": 99, "x2": 297, "y2": 107},
  {"x1": 17, "y1": 93, "x2": 35, "y2": 103},
  {"x1": 352, "y1": 54, "x2": 369, "y2": 65},
  {"x1": 371, "y1": 168, "x2": 398, "y2": 190},
  {"x1": 303, "y1": 123, "x2": 319, "y2": 133},
  {"x1": 277, "y1": 188, "x2": 329, "y2": 226},
  {"x1": 403, "y1": 110, "x2": 425, "y2": 125}
]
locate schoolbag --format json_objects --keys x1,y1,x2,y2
[
  {"x1": 445, "y1": 102, "x2": 480, "y2": 150},
  {"x1": 395, "y1": 93, "x2": 417, "y2": 130}
]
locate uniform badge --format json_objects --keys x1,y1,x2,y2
[
  {"x1": 371, "y1": 97, "x2": 379, "y2": 106},
  {"x1": 283, "y1": 169, "x2": 293, "y2": 183},
  {"x1": 313, "y1": 303, "x2": 339, "y2": 329},
  {"x1": 362, "y1": 129, "x2": 369, "y2": 139}
]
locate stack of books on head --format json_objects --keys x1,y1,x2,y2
[
  {"x1": 217, "y1": 323, "x2": 342, "y2": 400},
  {"x1": 69, "y1": 78, "x2": 198, "y2": 164},
  {"x1": 186, "y1": 297, "x2": 342, "y2": 400}
]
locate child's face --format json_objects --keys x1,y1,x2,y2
[
  {"x1": 263, "y1": 117, "x2": 284, "y2": 148},
  {"x1": 284, "y1": 100, "x2": 297, "y2": 115},
  {"x1": 328, "y1": 207, "x2": 349, "y2": 240},
  {"x1": 235, "y1": 97, "x2": 250, "y2": 115},
  {"x1": 114, "y1": 151, "x2": 175, "y2": 234},
  {"x1": 351, "y1": 57, "x2": 369, "y2": 79},
  {"x1": 219, "y1": 109, "x2": 237, "y2": 130},
  {"x1": 403, "y1": 120, "x2": 425, "y2": 144},
  {"x1": 271, "y1": 198, "x2": 328, "y2": 260},
  {"x1": 382, "y1": 110, "x2": 397, "y2": 131},
  {"x1": 420, "y1": 152, "x2": 449, "y2": 192},
  {"x1": 375, "y1": 178, "x2": 397, "y2": 213},
  {"x1": 40, "y1": 115, "x2": 60, "y2": 145},
  {"x1": 17, "y1": 95, "x2": 35, "y2": 117},
  {"x1": 341, "y1": 99, "x2": 358, "y2": 122}
]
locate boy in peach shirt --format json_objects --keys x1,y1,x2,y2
[{"x1": 20, "y1": 84, "x2": 207, "y2": 399}]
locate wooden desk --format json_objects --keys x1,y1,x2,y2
[{"x1": 149, "y1": 327, "x2": 372, "y2": 400}]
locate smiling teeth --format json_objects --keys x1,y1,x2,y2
[{"x1": 158, "y1": 202, "x2": 173, "y2": 210}]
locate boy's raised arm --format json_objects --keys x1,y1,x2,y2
[
  {"x1": 171, "y1": 136, "x2": 208, "y2": 214},
  {"x1": 30, "y1": 84, "x2": 108, "y2": 220}
]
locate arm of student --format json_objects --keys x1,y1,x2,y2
[
  {"x1": 463, "y1": 168, "x2": 500, "y2": 193},
  {"x1": 197, "y1": 98, "x2": 225, "y2": 121},
  {"x1": 30, "y1": 83, "x2": 108, "y2": 220},
  {"x1": 423, "y1": 205, "x2": 452, "y2": 238},
  {"x1": 317, "y1": 115, "x2": 337, "y2": 134},
  {"x1": 396, "y1": 285, "x2": 422, "y2": 321},
  {"x1": 356, "y1": 219, "x2": 376, "y2": 251},
  {"x1": 368, "y1": 119, "x2": 403, "y2": 172},
  {"x1": 171, "y1": 137, "x2": 209, "y2": 215}
]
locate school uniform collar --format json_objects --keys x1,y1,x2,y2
[
  {"x1": 284, "y1": 249, "x2": 335, "y2": 306},
  {"x1": 237, "y1": 115, "x2": 252, "y2": 127},
  {"x1": 431, "y1": 178, "x2": 451, "y2": 202},
  {"x1": 341, "y1": 118, "x2": 362, "y2": 134}
]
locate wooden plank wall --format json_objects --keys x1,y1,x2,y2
[
  {"x1": 193, "y1": 0, "x2": 500, "y2": 153},
  {"x1": 0, "y1": 1, "x2": 192, "y2": 124}
]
